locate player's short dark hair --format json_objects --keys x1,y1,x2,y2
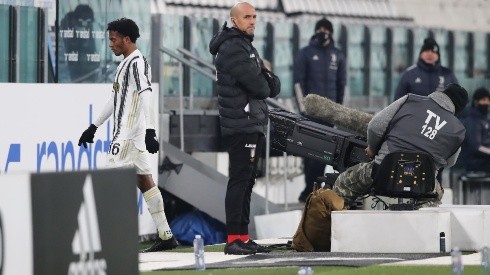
[{"x1": 107, "y1": 18, "x2": 140, "y2": 43}]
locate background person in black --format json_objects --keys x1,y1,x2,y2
[
  {"x1": 209, "y1": 2, "x2": 280, "y2": 255},
  {"x1": 394, "y1": 38, "x2": 458, "y2": 100},
  {"x1": 458, "y1": 87, "x2": 490, "y2": 173},
  {"x1": 293, "y1": 18, "x2": 347, "y2": 203}
]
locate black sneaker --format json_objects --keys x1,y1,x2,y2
[
  {"x1": 224, "y1": 239, "x2": 256, "y2": 255},
  {"x1": 298, "y1": 194, "x2": 307, "y2": 204},
  {"x1": 246, "y1": 240, "x2": 272, "y2": 253},
  {"x1": 140, "y1": 236, "x2": 179, "y2": 253}
]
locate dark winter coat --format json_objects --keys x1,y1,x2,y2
[
  {"x1": 293, "y1": 37, "x2": 347, "y2": 104},
  {"x1": 458, "y1": 107, "x2": 490, "y2": 172},
  {"x1": 394, "y1": 59, "x2": 458, "y2": 100},
  {"x1": 209, "y1": 24, "x2": 280, "y2": 136}
]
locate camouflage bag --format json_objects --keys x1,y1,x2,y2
[{"x1": 291, "y1": 188, "x2": 344, "y2": 252}]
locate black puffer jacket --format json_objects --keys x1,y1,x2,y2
[{"x1": 209, "y1": 24, "x2": 278, "y2": 136}]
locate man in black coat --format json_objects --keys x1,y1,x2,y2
[
  {"x1": 209, "y1": 2, "x2": 280, "y2": 255},
  {"x1": 394, "y1": 37, "x2": 458, "y2": 100},
  {"x1": 458, "y1": 87, "x2": 490, "y2": 173},
  {"x1": 293, "y1": 18, "x2": 347, "y2": 203},
  {"x1": 294, "y1": 18, "x2": 346, "y2": 104}
]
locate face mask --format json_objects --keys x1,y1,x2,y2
[
  {"x1": 476, "y1": 104, "x2": 489, "y2": 115},
  {"x1": 315, "y1": 32, "x2": 331, "y2": 46}
]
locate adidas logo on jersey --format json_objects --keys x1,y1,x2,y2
[
  {"x1": 312, "y1": 55, "x2": 319, "y2": 60},
  {"x1": 415, "y1": 77, "x2": 422, "y2": 83},
  {"x1": 68, "y1": 175, "x2": 107, "y2": 275}
]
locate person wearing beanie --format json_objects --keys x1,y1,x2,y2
[
  {"x1": 293, "y1": 17, "x2": 347, "y2": 203},
  {"x1": 472, "y1": 87, "x2": 490, "y2": 108},
  {"x1": 441, "y1": 83, "x2": 469, "y2": 116},
  {"x1": 458, "y1": 87, "x2": 490, "y2": 173},
  {"x1": 314, "y1": 18, "x2": 333, "y2": 34},
  {"x1": 330, "y1": 84, "x2": 467, "y2": 209},
  {"x1": 394, "y1": 37, "x2": 460, "y2": 185},
  {"x1": 394, "y1": 37, "x2": 458, "y2": 101}
]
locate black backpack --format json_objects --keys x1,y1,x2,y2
[{"x1": 372, "y1": 151, "x2": 437, "y2": 199}]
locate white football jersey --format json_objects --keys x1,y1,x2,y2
[{"x1": 111, "y1": 49, "x2": 152, "y2": 150}]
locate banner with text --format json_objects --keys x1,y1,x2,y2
[{"x1": 0, "y1": 83, "x2": 158, "y2": 236}]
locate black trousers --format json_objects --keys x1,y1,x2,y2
[
  {"x1": 299, "y1": 158, "x2": 326, "y2": 201},
  {"x1": 223, "y1": 133, "x2": 265, "y2": 235},
  {"x1": 299, "y1": 117, "x2": 332, "y2": 201}
]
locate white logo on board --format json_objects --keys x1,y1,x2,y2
[{"x1": 68, "y1": 175, "x2": 107, "y2": 275}]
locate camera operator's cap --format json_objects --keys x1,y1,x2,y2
[
  {"x1": 315, "y1": 18, "x2": 333, "y2": 33},
  {"x1": 420, "y1": 38, "x2": 439, "y2": 56},
  {"x1": 473, "y1": 87, "x2": 490, "y2": 102},
  {"x1": 442, "y1": 83, "x2": 469, "y2": 115}
]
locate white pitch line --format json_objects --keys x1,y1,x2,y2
[
  {"x1": 139, "y1": 252, "x2": 247, "y2": 271},
  {"x1": 138, "y1": 239, "x2": 291, "y2": 271},
  {"x1": 383, "y1": 252, "x2": 482, "y2": 266},
  {"x1": 233, "y1": 256, "x2": 405, "y2": 265}
]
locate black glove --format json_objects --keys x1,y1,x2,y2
[
  {"x1": 78, "y1": 124, "x2": 98, "y2": 148},
  {"x1": 262, "y1": 67, "x2": 281, "y2": 98},
  {"x1": 145, "y1": 129, "x2": 159, "y2": 154}
]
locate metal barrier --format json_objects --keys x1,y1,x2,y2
[{"x1": 460, "y1": 173, "x2": 490, "y2": 205}]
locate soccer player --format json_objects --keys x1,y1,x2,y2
[{"x1": 78, "y1": 18, "x2": 178, "y2": 252}]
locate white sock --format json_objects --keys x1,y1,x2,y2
[{"x1": 143, "y1": 186, "x2": 173, "y2": 240}]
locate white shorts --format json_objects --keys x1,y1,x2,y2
[{"x1": 106, "y1": 140, "x2": 152, "y2": 175}]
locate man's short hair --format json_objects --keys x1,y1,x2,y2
[{"x1": 107, "y1": 18, "x2": 140, "y2": 43}]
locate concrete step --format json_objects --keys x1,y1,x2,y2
[{"x1": 331, "y1": 210, "x2": 451, "y2": 253}]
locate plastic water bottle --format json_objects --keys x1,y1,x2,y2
[
  {"x1": 193, "y1": 235, "x2": 205, "y2": 271},
  {"x1": 440, "y1": 232, "x2": 446, "y2": 253},
  {"x1": 451, "y1": 246, "x2": 464, "y2": 275},
  {"x1": 298, "y1": 266, "x2": 314, "y2": 275},
  {"x1": 482, "y1": 246, "x2": 490, "y2": 275}
]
